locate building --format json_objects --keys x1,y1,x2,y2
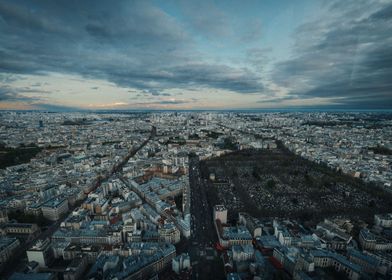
[
  {"x1": 363, "y1": 251, "x2": 392, "y2": 275},
  {"x1": 40, "y1": 185, "x2": 57, "y2": 200},
  {"x1": 310, "y1": 250, "x2": 362, "y2": 280},
  {"x1": 52, "y1": 228, "x2": 122, "y2": 245},
  {"x1": 227, "y1": 273, "x2": 241, "y2": 280},
  {"x1": 273, "y1": 246, "x2": 301, "y2": 274},
  {"x1": 63, "y1": 244, "x2": 102, "y2": 264},
  {"x1": 0, "y1": 209, "x2": 8, "y2": 224},
  {"x1": 41, "y1": 197, "x2": 69, "y2": 221},
  {"x1": 348, "y1": 249, "x2": 379, "y2": 275},
  {"x1": 375, "y1": 213, "x2": 392, "y2": 228},
  {"x1": 158, "y1": 222, "x2": 181, "y2": 244},
  {"x1": 221, "y1": 226, "x2": 253, "y2": 247},
  {"x1": 231, "y1": 244, "x2": 254, "y2": 262},
  {"x1": 26, "y1": 239, "x2": 54, "y2": 268},
  {"x1": 9, "y1": 272, "x2": 56, "y2": 280},
  {"x1": 214, "y1": 205, "x2": 227, "y2": 224},
  {"x1": 2, "y1": 223, "x2": 41, "y2": 240},
  {"x1": 238, "y1": 213, "x2": 262, "y2": 237},
  {"x1": 314, "y1": 219, "x2": 352, "y2": 250},
  {"x1": 359, "y1": 228, "x2": 392, "y2": 251},
  {"x1": 64, "y1": 254, "x2": 88, "y2": 280},
  {"x1": 0, "y1": 237, "x2": 20, "y2": 264},
  {"x1": 175, "y1": 216, "x2": 191, "y2": 239},
  {"x1": 172, "y1": 253, "x2": 191, "y2": 274},
  {"x1": 87, "y1": 243, "x2": 176, "y2": 279}
]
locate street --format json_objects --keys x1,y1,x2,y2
[{"x1": 188, "y1": 155, "x2": 225, "y2": 280}]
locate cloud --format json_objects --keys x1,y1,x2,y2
[
  {"x1": 246, "y1": 48, "x2": 272, "y2": 72},
  {"x1": 0, "y1": 0, "x2": 265, "y2": 103},
  {"x1": 120, "y1": 99, "x2": 193, "y2": 109},
  {"x1": 152, "y1": 64, "x2": 264, "y2": 94},
  {"x1": 0, "y1": 85, "x2": 44, "y2": 102},
  {"x1": 0, "y1": 85, "x2": 77, "y2": 111},
  {"x1": 1, "y1": 0, "x2": 390, "y2": 109},
  {"x1": 241, "y1": 19, "x2": 263, "y2": 42},
  {"x1": 0, "y1": 73, "x2": 27, "y2": 83},
  {"x1": 256, "y1": 95, "x2": 299, "y2": 104},
  {"x1": 272, "y1": 0, "x2": 392, "y2": 108},
  {"x1": 142, "y1": 89, "x2": 171, "y2": 97},
  {"x1": 179, "y1": 1, "x2": 231, "y2": 39}
]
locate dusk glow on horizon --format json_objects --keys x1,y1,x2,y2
[{"x1": 0, "y1": 0, "x2": 392, "y2": 110}]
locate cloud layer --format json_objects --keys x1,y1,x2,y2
[
  {"x1": 272, "y1": 0, "x2": 392, "y2": 108},
  {"x1": 0, "y1": 0, "x2": 391, "y2": 109},
  {"x1": 0, "y1": 0, "x2": 263, "y2": 99}
]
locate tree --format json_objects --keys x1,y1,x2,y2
[
  {"x1": 266, "y1": 179, "x2": 276, "y2": 189},
  {"x1": 252, "y1": 167, "x2": 260, "y2": 180}
]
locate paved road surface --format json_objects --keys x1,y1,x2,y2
[{"x1": 188, "y1": 155, "x2": 224, "y2": 280}]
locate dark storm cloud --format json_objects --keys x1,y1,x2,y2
[
  {"x1": 0, "y1": 0, "x2": 264, "y2": 99},
  {"x1": 0, "y1": 73, "x2": 26, "y2": 84},
  {"x1": 0, "y1": 85, "x2": 45, "y2": 102},
  {"x1": 273, "y1": 0, "x2": 392, "y2": 108},
  {"x1": 256, "y1": 95, "x2": 300, "y2": 104},
  {"x1": 159, "y1": 64, "x2": 263, "y2": 93},
  {"x1": 141, "y1": 89, "x2": 171, "y2": 97},
  {"x1": 85, "y1": 63, "x2": 263, "y2": 95}
]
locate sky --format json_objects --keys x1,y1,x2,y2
[{"x1": 0, "y1": 0, "x2": 391, "y2": 110}]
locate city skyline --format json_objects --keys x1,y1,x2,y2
[
  {"x1": 1, "y1": 0, "x2": 392, "y2": 110},
  {"x1": 1, "y1": 110, "x2": 392, "y2": 279}
]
